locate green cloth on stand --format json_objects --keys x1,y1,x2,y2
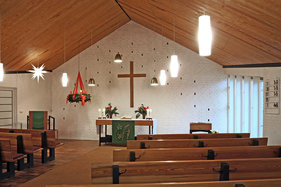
[
  {"x1": 112, "y1": 120, "x2": 135, "y2": 146},
  {"x1": 32, "y1": 111, "x2": 45, "y2": 130}
]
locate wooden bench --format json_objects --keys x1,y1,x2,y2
[
  {"x1": 0, "y1": 128, "x2": 57, "y2": 163},
  {"x1": 137, "y1": 133, "x2": 250, "y2": 140},
  {"x1": 127, "y1": 138, "x2": 268, "y2": 149},
  {"x1": 190, "y1": 122, "x2": 212, "y2": 134},
  {"x1": 0, "y1": 132, "x2": 40, "y2": 170},
  {"x1": 114, "y1": 145, "x2": 281, "y2": 162},
  {"x1": 91, "y1": 158, "x2": 281, "y2": 184},
  {"x1": 0, "y1": 138, "x2": 19, "y2": 179},
  {"x1": 45, "y1": 178, "x2": 281, "y2": 186}
]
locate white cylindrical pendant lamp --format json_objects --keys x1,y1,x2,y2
[
  {"x1": 0, "y1": 63, "x2": 4, "y2": 82},
  {"x1": 159, "y1": 70, "x2": 167, "y2": 86},
  {"x1": 62, "y1": 72, "x2": 68, "y2": 87},
  {"x1": 170, "y1": 55, "x2": 179, "y2": 77},
  {"x1": 198, "y1": 15, "x2": 213, "y2": 56}
]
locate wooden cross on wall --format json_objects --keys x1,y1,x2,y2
[{"x1": 118, "y1": 61, "x2": 146, "y2": 108}]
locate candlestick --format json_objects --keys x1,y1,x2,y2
[{"x1": 98, "y1": 108, "x2": 102, "y2": 118}]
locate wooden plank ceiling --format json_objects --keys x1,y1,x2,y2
[
  {"x1": 118, "y1": 0, "x2": 281, "y2": 66},
  {"x1": 0, "y1": 0, "x2": 129, "y2": 71},
  {"x1": 0, "y1": 0, "x2": 280, "y2": 71}
]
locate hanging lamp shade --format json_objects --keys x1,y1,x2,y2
[
  {"x1": 198, "y1": 15, "x2": 213, "y2": 56},
  {"x1": 88, "y1": 78, "x2": 96, "y2": 87},
  {"x1": 159, "y1": 70, "x2": 167, "y2": 86},
  {"x1": 170, "y1": 55, "x2": 179, "y2": 77},
  {"x1": 114, "y1": 52, "x2": 122, "y2": 63},
  {"x1": 62, "y1": 73, "x2": 68, "y2": 87},
  {"x1": 150, "y1": 77, "x2": 159, "y2": 86},
  {"x1": 0, "y1": 63, "x2": 4, "y2": 82}
]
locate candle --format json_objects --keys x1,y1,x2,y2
[
  {"x1": 102, "y1": 108, "x2": 105, "y2": 117},
  {"x1": 150, "y1": 109, "x2": 152, "y2": 118},
  {"x1": 98, "y1": 109, "x2": 102, "y2": 118}
]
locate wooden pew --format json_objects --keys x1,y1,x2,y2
[
  {"x1": 114, "y1": 146, "x2": 281, "y2": 162},
  {"x1": 127, "y1": 138, "x2": 267, "y2": 149},
  {"x1": 45, "y1": 178, "x2": 281, "y2": 186},
  {"x1": 91, "y1": 158, "x2": 281, "y2": 184},
  {"x1": 0, "y1": 132, "x2": 40, "y2": 170},
  {"x1": 137, "y1": 133, "x2": 250, "y2": 140},
  {"x1": 0, "y1": 138, "x2": 18, "y2": 179},
  {"x1": 0, "y1": 128, "x2": 57, "y2": 163}
]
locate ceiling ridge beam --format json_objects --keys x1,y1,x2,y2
[
  {"x1": 223, "y1": 62, "x2": 281, "y2": 68},
  {"x1": 5, "y1": 70, "x2": 52, "y2": 74},
  {"x1": 115, "y1": 0, "x2": 131, "y2": 20}
]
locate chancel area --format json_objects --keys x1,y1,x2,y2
[{"x1": 0, "y1": 0, "x2": 281, "y2": 186}]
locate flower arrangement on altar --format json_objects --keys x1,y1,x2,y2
[
  {"x1": 135, "y1": 104, "x2": 149, "y2": 119},
  {"x1": 105, "y1": 103, "x2": 119, "y2": 118}
]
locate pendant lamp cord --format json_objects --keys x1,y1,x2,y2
[
  {"x1": 0, "y1": 12, "x2": 2, "y2": 62},
  {"x1": 64, "y1": 25, "x2": 66, "y2": 64},
  {"x1": 173, "y1": 16, "x2": 176, "y2": 54}
]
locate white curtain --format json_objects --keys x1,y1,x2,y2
[{"x1": 227, "y1": 75, "x2": 263, "y2": 137}]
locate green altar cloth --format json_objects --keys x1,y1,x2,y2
[{"x1": 112, "y1": 120, "x2": 135, "y2": 146}]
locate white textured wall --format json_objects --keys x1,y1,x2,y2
[
  {"x1": 0, "y1": 73, "x2": 52, "y2": 128},
  {"x1": 52, "y1": 21, "x2": 227, "y2": 140},
  {"x1": 224, "y1": 67, "x2": 281, "y2": 145}
]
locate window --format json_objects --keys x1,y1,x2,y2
[
  {"x1": 0, "y1": 87, "x2": 17, "y2": 128},
  {"x1": 227, "y1": 75, "x2": 263, "y2": 137}
]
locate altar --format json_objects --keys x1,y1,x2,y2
[{"x1": 96, "y1": 119, "x2": 156, "y2": 146}]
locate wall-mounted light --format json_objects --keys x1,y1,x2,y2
[
  {"x1": 88, "y1": 78, "x2": 96, "y2": 87},
  {"x1": 198, "y1": 15, "x2": 212, "y2": 56},
  {"x1": 159, "y1": 70, "x2": 166, "y2": 86},
  {"x1": 150, "y1": 77, "x2": 159, "y2": 86},
  {"x1": 62, "y1": 72, "x2": 68, "y2": 87},
  {"x1": 170, "y1": 55, "x2": 179, "y2": 77},
  {"x1": 114, "y1": 52, "x2": 122, "y2": 63}
]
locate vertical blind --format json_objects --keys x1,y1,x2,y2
[
  {"x1": 0, "y1": 89, "x2": 14, "y2": 127},
  {"x1": 227, "y1": 75, "x2": 263, "y2": 137}
]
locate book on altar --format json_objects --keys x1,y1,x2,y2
[{"x1": 120, "y1": 116, "x2": 132, "y2": 119}]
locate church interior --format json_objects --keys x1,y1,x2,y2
[{"x1": 0, "y1": 0, "x2": 281, "y2": 186}]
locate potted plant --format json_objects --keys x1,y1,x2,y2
[
  {"x1": 135, "y1": 104, "x2": 149, "y2": 119},
  {"x1": 105, "y1": 103, "x2": 119, "y2": 118}
]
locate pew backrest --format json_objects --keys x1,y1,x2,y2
[
  {"x1": 0, "y1": 132, "x2": 34, "y2": 154},
  {"x1": 137, "y1": 133, "x2": 250, "y2": 140},
  {"x1": 0, "y1": 138, "x2": 13, "y2": 162},
  {"x1": 46, "y1": 178, "x2": 281, "y2": 187},
  {"x1": 114, "y1": 145, "x2": 281, "y2": 162},
  {"x1": 0, "y1": 128, "x2": 56, "y2": 148},
  {"x1": 91, "y1": 158, "x2": 281, "y2": 184},
  {"x1": 127, "y1": 138, "x2": 268, "y2": 149}
]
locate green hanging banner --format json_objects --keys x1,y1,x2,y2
[
  {"x1": 112, "y1": 120, "x2": 135, "y2": 146},
  {"x1": 32, "y1": 111, "x2": 45, "y2": 130}
]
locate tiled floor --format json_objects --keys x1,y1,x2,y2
[{"x1": 0, "y1": 139, "x2": 99, "y2": 187}]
